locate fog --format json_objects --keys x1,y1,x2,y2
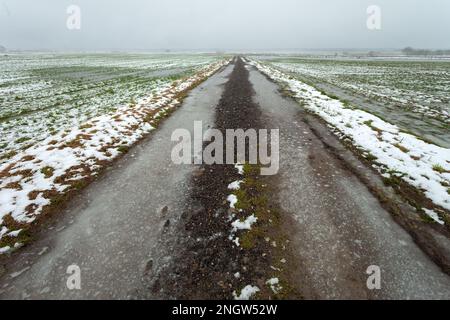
[{"x1": 1, "y1": 0, "x2": 449, "y2": 51}]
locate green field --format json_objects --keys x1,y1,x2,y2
[
  {"x1": 254, "y1": 56, "x2": 450, "y2": 147},
  {"x1": 0, "y1": 53, "x2": 223, "y2": 161}
]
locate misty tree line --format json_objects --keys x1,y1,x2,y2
[{"x1": 402, "y1": 47, "x2": 450, "y2": 56}]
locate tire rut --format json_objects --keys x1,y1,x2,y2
[{"x1": 153, "y1": 57, "x2": 282, "y2": 299}]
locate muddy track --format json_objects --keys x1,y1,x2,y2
[{"x1": 153, "y1": 58, "x2": 281, "y2": 299}]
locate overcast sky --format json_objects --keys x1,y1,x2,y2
[{"x1": 1, "y1": 0, "x2": 449, "y2": 51}]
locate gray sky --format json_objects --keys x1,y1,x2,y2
[{"x1": 1, "y1": 0, "x2": 449, "y2": 51}]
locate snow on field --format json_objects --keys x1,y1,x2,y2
[
  {"x1": 261, "y1": 57, "x2": 450, "y2": 123},
  {"x1": 249, "y1": 59, "x2": 450, "y2": 213},
  {"x1": 253, "y1": 56, "x2": 450, "y2": 149},
  {"x1": 0, "y1": 58, "x2": 229, "y2": 253},
  {"x1": 0, "y1": 54, "x2": 224, "y2": 161}
]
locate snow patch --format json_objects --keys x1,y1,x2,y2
[
  {"x1": 0, "y1": 246, "x2": 11, "y2": 254},
  {"x1": 0, "y1": 59, "x2": 231, "y2": 252},
  {"x1": 227, "y1": 194, "x2": 238, "y2": 208},
  {"x1": 249, "y1": 59, "x2": 450, "y2": 211},
  {"x1": 233, "y1": 285, "x2": 260, "y2": 300},
  {"x1": 235, "y1": 163, "x2": 244, "y2": 175},
  {"x1": 228, "y1": 180, "x2": 243, "y2": 190},
  {"x1": 423, "y1": 208, "x2": 445, "y2": 225},
  {"x1": 266, "y1": 277, "x2": 283, "y2": 294},
  {"x1": 231, "y1": 214, "x2": 258, "y2": 232}
]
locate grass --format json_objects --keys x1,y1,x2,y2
[
  {"x1": 15, "y1": 137, "x2": 31, "y2": 144},
  {"x1": 40, "y1": 166, "x2": 55, "y2": 178},
  {"x1": 0, "y1": 214, "x2": 32, "y2": 250},
  {"x1": 394, "y1": 143, "x2": 410, "y2": 153},
  {"x1": 421, "y1": 212, "x2": 436, "y2": 223},
  {"x1": 228, "y1": 162, "x2": 297, "y2": 298},
  {"x1": 117, "y1": 145, "x2": 129, "y2": 153},
  {"x1": 233, "y1": 164, "x2": 273, "y2": 250},
  {"x1": 363, "y1": 119, "x2": 383, "y2": 135},
  {"x1": 364, "y1": 152, "x2": 378, "y2": 162},
  {"x1": 432, "y1": 164, "x2": 447, "y2": 174},
  {"x1": 71, "y1": 180, "x2": 87, "y2": 190},
  {"x1": 268, "y1": 56, "x2": 450, "y2": 149},
  {"x1": 0, "y1": 150, "x2": 17, "y2": 160},
  {"x1": 382, "y1": 170, "x2": 406, "y2": 187}
]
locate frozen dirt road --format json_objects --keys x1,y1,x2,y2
[
  {"x1": 0, "y1": 62, "x2": 234, "y2": 299},
  {"x1": 0, "y1": 57, "x2": 449, "y2": 299}
]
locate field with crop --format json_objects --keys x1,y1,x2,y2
[
  {"x1": 0, "y1": 54, "x2": 228, "y2": 253},
  {"x1": 248, "y1": 57, "x2": 450, "y2": 216},
  {"x1": 254, "y1": 56, "x2": 450, "y2": 148},
  {"x1": 0, "y1": 53, "x2": 223, "y2": 162}
]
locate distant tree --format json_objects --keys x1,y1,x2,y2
[
  {"x1": 0, "y1": 45, "x2": 6, "y2": 53},
  {"x1": 402, "y1": 47, "x2": 414, "y2": 55},
  {"x1": 402, "y1": 47, "x2": 450, "y2": 56}
]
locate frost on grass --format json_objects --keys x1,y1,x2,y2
[
  {"x1": 249, "y1": 59, "x2": 450, "y2": 212},
  {"x1": 0, "y1": 58, "x2": 230, "y2": 254},
  {"x1": 233, "y1": 285, "x2": 260, "y2": 300}
]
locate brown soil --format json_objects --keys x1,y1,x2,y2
[{"x1": 152, "y1": 58, "x2": 291, "y2": 299}]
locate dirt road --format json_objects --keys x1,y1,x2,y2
[{"x1": 0, "y1": 57, "x2": 449, "y2": 299}]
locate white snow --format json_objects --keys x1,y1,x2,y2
[
  {"x1": 266, "y1": 277, "x2": 283, "y2": 294},
  {"x1": 228, "y1": 180, "x2": 243, "y2": 190},
  {"x1": 249, "y1": 59, "x2": 450, "y2": 211},
  {"x1": 229, "y1": 214, "x2": 258, "y2": 247},
  {"x1": 0, "y1": 246, "x2": 11, "y2": 254},
  {"x1": 227, "y1": 194, "x2": 238, "y2": 208},
  {"x1": 233, "y1": 285, "x2": 260, "y2": 300},
  {"x1": 0, "y1": 59, "x2": 230, "y2": 253},
  {"x1": 235, "y1": 163, "x2": 244, "y2": 175},
  {"x1": 423, "y1": 209, "x2": 445, "y2": 225},
  {"x1": 7, "y1": 229, "x2": 22, "y2": 237},
  {"x1": 231, "y1": 214, "x2": 258, "y2": 232}
]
